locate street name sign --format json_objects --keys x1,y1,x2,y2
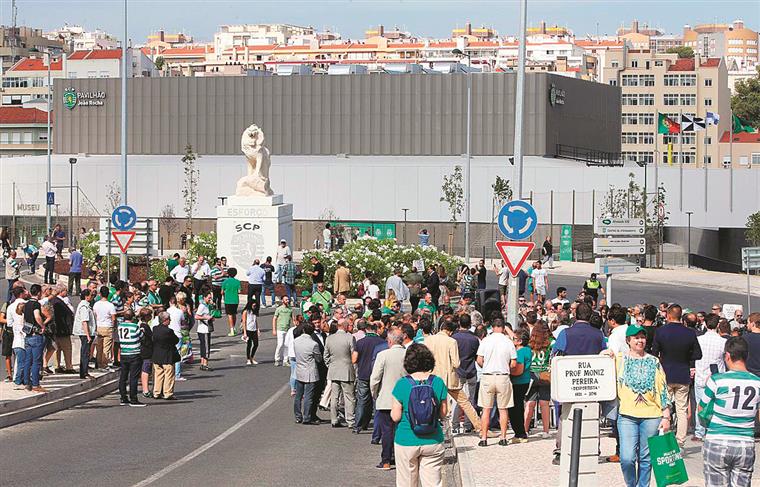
[
  {"x1": 593, "y1": 237, "x2": 646, "y2": 255},
  {"x1": 495, "y1": 241, "x2": 535, "y2": 277},
  {"x1": 742, "y1": 247, "x2": 760, "y2": 271},
  {"x1": 594, "y1": 257, "x2": 641, "y2": 275},
  {"x1": 594, "y1": 217, "x2": 645, "y2": 236},
  {"x1": 551, "y1": 355, "x2": 617, "y2": 403}
]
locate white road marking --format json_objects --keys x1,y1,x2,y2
[{"x1": 131, "y1": 383, "x2": 289, "y2": 487}]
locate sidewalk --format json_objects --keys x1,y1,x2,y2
[{"x1": 453, "y1": 427, "x2": 759, "y2": 486}]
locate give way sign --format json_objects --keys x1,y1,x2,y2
[{"x1": 495, "y1": 241, "x2": 535, "y2": 278}]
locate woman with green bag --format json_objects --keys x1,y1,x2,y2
[{"x1": 602, "y1": 325, "x2": 672, "y2": 487}]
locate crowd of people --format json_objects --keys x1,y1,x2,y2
[{"x1": 3, "y1": 231, "x2": 760, "y2": 486}]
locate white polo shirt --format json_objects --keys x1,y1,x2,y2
[{"x1": 477, "y1": 332, "x2": 516, "y2": 374}]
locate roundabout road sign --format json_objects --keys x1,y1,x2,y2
[
  {"x1": 497, "y1": 200, "x2": 538, "y2": 240},
  {"x1": 111, "y1": 205, "x2": 137, "y2": 231}
]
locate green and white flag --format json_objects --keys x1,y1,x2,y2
[{"x1": 732, "y1": 114, "x2": 757, "y2": 134}]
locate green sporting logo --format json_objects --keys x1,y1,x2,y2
[{"x1": 63, "y1": 88, "x2": 78, "y2": 109}]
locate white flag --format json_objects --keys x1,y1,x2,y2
[{"x1": 705, "y1": 112, "x2": 720, "y2": 126}]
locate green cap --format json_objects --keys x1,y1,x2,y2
[
  {"x1": 626, "y1": 325, "x2": 646, "y2": 337},
  {"x1": 301, "y1": 290, "x2": 310, "y2": 297},
  {"x1": 381, "y1": 306, "x2": 396, "y2": 316}
]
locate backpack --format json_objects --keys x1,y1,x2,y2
[{"x1": 405, "y1": 375, "x2": 440, "y2": 436}]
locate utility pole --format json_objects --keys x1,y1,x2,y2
[
  {"x1": 119, "y1": 0, "x2": 129, "y2": 281},
  {"x1": 46, "y1": 50, "x2": 52, "y2": 236}
]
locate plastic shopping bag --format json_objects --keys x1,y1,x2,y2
[{"x1": 647, "y1": 431, "x2": 689, "y2": 487}]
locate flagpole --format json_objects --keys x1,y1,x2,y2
[
  {"x1": 729, "y1": 110, "x2": 734, "y2": 212},
  {"x1": 704, "y1": 124, "x2": 708, "y2": 212},
  {"x1": 679, "y1": 109, "x2": 683, "y2": 212}
]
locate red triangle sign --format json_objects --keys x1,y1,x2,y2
[
  {"x1": 112, "y1": 231, "x2": 136, "y2": 253},
  {"x1": 495, "y1": 241, "x2": 536, "y2": 278}
]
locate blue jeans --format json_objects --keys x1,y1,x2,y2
[
  {"x1": 79, "y1": 335, "x2": 92, "y2": 379},
  {"x1": 13, "y1": 347, "x2": 26, "y2": 385},
  {"x1": 294, "y1": 380, "x2": 316, "y2": 422},
  {"x1": 284, "y1": 283, "x2": 295, "y2": 304},
  {"x1": 260, "y1": 284, "x2": 275, "y2": 307},
  {"x1": 6, "y1": 278, "x2": 16, "y2": 303},
  {"x1": 289, "y1": 358, "x2": 297, "y2": 391},
  {"x1": 617, "y1": 415, "x2": 661, "y2": 487},
  {"x1": 24, "y1": 334, "x2": 45, "y2": 387},
  {"x1": 694, "y1": 383, "x2": 706, "y2": 439},
  {"x1": 355, "y1": 379, "x2": 373, "y2": 432}
]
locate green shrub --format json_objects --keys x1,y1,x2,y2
[
  {"x1": 80, "y1": 232, "x2": 100, "y2": 266},
  {"x1": 187, "y1": 231, "x2": 217, "y2": 261},
  {"x1": 298, "y1": 239, "x2": 461, "y2": 296},
  {"x1": 151, "y1": 258, "x2": 169, "y2": 282}
]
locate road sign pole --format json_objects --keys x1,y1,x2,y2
[
  {"x1": 606, "y1": 274, "x2": 612, "y2": 305},
  {"x1": 120, "y1": 0, "x2": 129, "y2": 283},
  {"x1": 507, "y1": 277, "x2": 518, "y2": 327},
  {"x1": 107, "y1": 218, "x2": 112, "y2": 285},
  {"x1": 749, "y1": 265, "x2": 752, "y2": 316}
]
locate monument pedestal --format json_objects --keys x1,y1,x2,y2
[{"x1": 216, "y1": 194, "x2": 293, "y2": 274}]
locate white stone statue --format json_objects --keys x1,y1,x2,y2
[{"x1": 235, "y1": 124, "x2": 274, "y2": 197}]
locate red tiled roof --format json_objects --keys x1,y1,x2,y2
[
  {"x1": 68, "y1": 50, "x2": 90, "y2": 60},
  {"x1": 274, "y1": 45, "x2": 311, "y2": 51},
  {"x1": 0, "y1": 106, "x2": 50, "y2": 124},
  {"x1": 68, "y1": 49, "x2": 122, "y2": 60},
  {"x1": 667, "y1": 58, "x2": 695, "y2": 71},
  {"x1": 700, "y1": 58, "x2": 721, "y2": 68},
  {"x1": 8, "y1": 57, "x2": 63, "y2": 71},
  {"x1": 161, "y1": 46, "x2": 211, "y2": 56},
  {"x1": 388, "y1": 42, "x2": 424, "y2": 49},
  {"x1": 575, "y1": 40, "x2": 625, "y2": 47},
  {"x1": 720, "y1": 130, "x2": 760, "y2": 143},
  {"x1": 427, "y1": 41, "x2": 456, "y2": 48}
]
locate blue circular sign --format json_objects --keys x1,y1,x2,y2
[
  {"x1": 497, "y1": 200, "x2": 538, "y2": 240},
  {"x1": 111, "y1": 205, "x2": 137, "y2": 231}
]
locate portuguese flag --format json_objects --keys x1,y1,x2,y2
[{"x1": 657, "y1": 113, "x2": 680, "y2": 134}]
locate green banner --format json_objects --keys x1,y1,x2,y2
[
  {"x1": 559, "y1": 224, "x2": 573, "y2": 261},
  {"x1": 330, "y1": 221, "x2": 397, "y2": 241}
]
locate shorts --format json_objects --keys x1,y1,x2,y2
[
  {"x1": 499, "y1": 284, "x2": 507, "y2": 296},
  {"x1": 478, "y1": 374, "x2": 513, "y2": 409},
  {"x1": 141, "y1": 359, "x2": 153, "y2": 373},
  {"x1": 526, "y1": 379, "x2": 551, "y2": 402},
  {"x1": 1, "y1": 329, "x2": 13, "y2": 357},
  {"x1": 225, "y1": 303, "x2": 239, "y2": 316},
  {"x1": 535, "y1": 285, "x2": 546, "y2": 296}
]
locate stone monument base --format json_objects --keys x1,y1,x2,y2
[{"x1": 216, "y1": 194, "x2": 293, "y2": 275}]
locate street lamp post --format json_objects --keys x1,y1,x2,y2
[
  {"x1": 119, "y1": 0, "x2": 128, "y2": 281},
  {"x1": 402, "y1": 208, "x2": 410, "y2": 244},
  {"x1": 69, "y1": 158, "x2": 77, "y2": 247},
  {"x1": 452, "y1": 48, "x2": 472, "y2": 262},
  {"x1": 686, "y1": 211, "x2": 693, "y2": 268},
  {"x1": 46, "y1": 50, "x2": 52, "y2": 236}
]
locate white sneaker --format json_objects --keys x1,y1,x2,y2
[
  {"x1": 176, "y1": 377, "x2": 187, "y2": 382},
  {"x1": 251, "y1": 359, "x2": 259, "y2": 365},
  {"x1": 246, "y1": 360, "x2": 252, "y2": 366},
  {"x1": 274, "y1": 362, "x2": 281, "y2": 367},
  {"x1": 541, "y1": 432, "x2": 550, "y2": 439}
]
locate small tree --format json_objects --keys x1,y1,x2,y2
[
  {"x1": 440, "y1": 165, "x2": 464, "y2": 225},
  {"x1": 490, "y1": 175, "x2": 513, "y2": 245},
  {"x1": 160, "y1": 204, "x2": 179, "y2": 246},
  {"x1": 181, "y1": 144, "x2": 199, "y2": 231},
  {"x1": 747, "y1": 211, "x2": 760, "y2": 246},
  {"x1": 666, "y1": 46, "x2": 694, "y2": 59},
  {"x1": 103, "y1": 181, "x2": 121, "y2": 215},
  {"x1": 731, "y1": 66, "x2": 760, "y2": 129},
  {"x1": 154, "y1": 56, "x2": 165, "y2": 71}
]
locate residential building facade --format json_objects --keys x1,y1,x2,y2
[{"x1": 0, "y1": 106, "x2": 50, "y2": 157}]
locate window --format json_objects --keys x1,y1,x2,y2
[
  {"x1": 703, "y1": 155, "x2": 712, "y2": 165},
  {"x1": 11, "y1": 132, "x2": 21, "y2": 144},
  {"x1": 680, "y1": 94, "x2": 696, "y2": 106},
  {"x1": 664, "y1": 74, "x2": 679, "y2": 86},
  {"x1": 68, "y1": 71, "x2": 77, "y2": 78},
  {"x1": 622, "y1": 132, "x2": 638, "y2": 144},
  {"x1": 621, "y1": 94, "x2": 638, "y2": 105},
  {"x1": 655, "y1": 60, "x2": 664, "y2": 67},
  {"x1": 38, "y1": 133, "x2": 48, "y2": 141},
  {"x1": 639, "y1": 113, "x2": 655, "y2": 125},
  {"x1": 631, "y1": 60, "x2": 638, "y2": 68},
  {"x1": 622, "y1": 113, "x2": 638, "y2": 125},
  {"x1": 752, "y1": 153, "x2": 760, "y2": 166},
  {"x1": 100, "y1": 71, "x2": 110, "y2": 78},
  {"x1": 740, "y1": 156, "x2": 749, "y2": 166},
  {"x1": 723, "y1": 156, "x2": 732, "y2": 166},
  {"x1": 681, "y1": 152, "x2": 696, "y2": 164},
  {"x1": 640, "y1": 133, "x2": 654, "y2": 144},
  {"x1": 622, "y1": 74, "x2": 639, "y2": 86},
  {"x1": 680, "y1": 74, "x2": 696, "y2": 86},
  {"x1": 0, "y1": 133, "x2": 8, "y2": 143},
  {"x1": 728, "y1": 39, "x2": 743, "y2": 46},
  {"x1": 87, "y1": 71, "x2": 97, "y2": 78},
  {"x1": 704, "y1": 78, "x2": 712, "y2": 86},
  {"x1": 609, "y1": 79, "x2": 618, "y2": 86},
  {"x1": 704, "y1": 98, "x2": 712, "y2": 106},
  {"x1": 664, "y1": 94, "x2": 679, "y2": 106},
  {"x1": 704, "y1": 136, "x2": 712, "y2": 145},
  {"x1": 611, "y1": 60, "x2": 619, "y2": 68},
  {"x1": 640, "y1": 94, "x2": 654, "y2": 105},
  {"x1": 641, "y1": 74, "x2": 655, "y2": 86},
  {"x1": 622, "y1": 152, "x2": 638, "y2": 163},
  {"x1": 640, "y1": 152, "x2": 654, "y2": 164},
  {"x1": 22, "y1": 132, "x2": 32, "y2": 144}
]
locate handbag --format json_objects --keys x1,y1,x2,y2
[
  {"x1": 538, "y1": 370, "x2": 551, "y2": 384},
  {"x1": 648, "y1": 431, "x2": 689, "y2": 487}
]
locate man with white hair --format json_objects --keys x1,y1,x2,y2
[{"x1": 370, "y1": 328, "x2": 407, "y2": 470}]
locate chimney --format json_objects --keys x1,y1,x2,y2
[
  {"x1": 632, "y1": 20, "x2": 639, "y2": 33},
  {"x1": 733, "y1": 19, "x2": 744, "y2": 30},
  {"x1": 378, "y1": 24, "x2": 384, "y2": 37},
  {"x1": 540, "y1": 20, "x2": 547, "y2": 34},
  {"x1": 683, "y1": 25, "x2": 691, "y2": 36},
  {"x1": 466, "y1": 22, "x2": 472, "y2": 35}
]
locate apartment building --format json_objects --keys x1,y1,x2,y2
[
  {"x1": 1, "y1": 55, "x2": 63, "y2": 105},
  {"x1": 0, "y1": 105, "x2": 49, "y2": 157},
  {"x1": 213, "y1": 24, "x2": 314, "y2": 53},
  {"x1": 0, "y1": 25, "x2": 64, "y2": 74},
  {"x1": 43, "y1": 25, "x2": 118, "y2": 51},
  {"x1": 600, "y1": 49, "x2": 733, "y2": 168},
  {"x1": 683, "y1": 20, "x2": 759, "y2": 70}
]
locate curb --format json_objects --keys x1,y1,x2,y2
[
  {"x1": 451, "y1": 434, "x2": 476, "y2": 487},
  {"x1": 0, "y1": 371, "x2": 119, "y2": 429}
]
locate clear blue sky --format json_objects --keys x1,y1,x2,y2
[{"x1": 3, "y1": 0, "x2": 758, "y2": 42}]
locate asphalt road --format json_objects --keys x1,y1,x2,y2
[{"x1": 0, "y1": 315, "x2": 394, "y2": 487}]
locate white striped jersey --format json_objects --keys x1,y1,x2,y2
[{"x1": 699, "y1": 370, "x2": 760, "y2": 442}]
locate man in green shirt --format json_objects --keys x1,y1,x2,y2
[
  {"x1": 310, "y1": 282, "x2": 333, "y2": 315},
  {"x1": 273, "y1": 296, "x2": 293, "y2": 366},
  {"x1": 166, "y1": 253, "x2": 180, "y2": 273},
  {"x1": 221, "y1": 268, "x2": 241, "y2": 336},
  {"x1": 417, "y1": 292, "x2": 437, "y2": 317}
]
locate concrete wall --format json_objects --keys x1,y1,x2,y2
[
  {"x1": 53, "y1": 72, "x2": 621, "y2": 157},
  {"x1": 665, "y1": 226, "x2": 753, "y2": 270}
]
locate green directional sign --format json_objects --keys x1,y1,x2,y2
[{"x1": 559, "y1": 224, "x2": 573, "y2": 261}]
